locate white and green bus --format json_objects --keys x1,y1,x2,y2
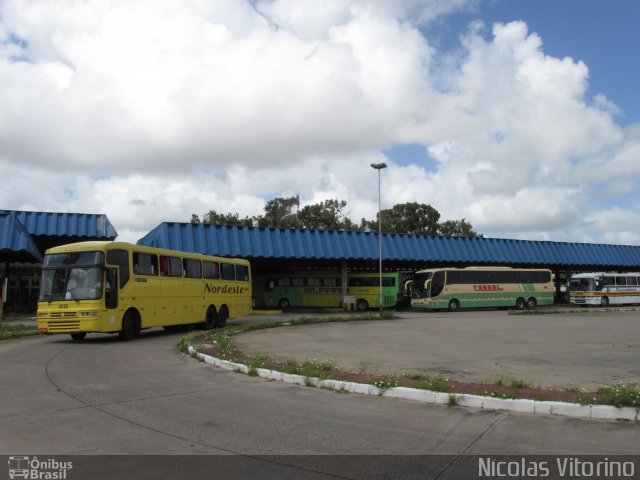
[
  {"x1": 409, "y1": 266, "x2": 553, "y2": 311},
  {"x1": 264, "y1": 272, "x2": 406, "y2": 311}
]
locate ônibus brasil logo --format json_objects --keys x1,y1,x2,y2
[{"x1": 8, "y1": 456, "x2": 72, "y2": 479}]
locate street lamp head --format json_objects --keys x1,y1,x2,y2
[{"x1": 370, "y1": 162, "x2": 388, "y2": 170}]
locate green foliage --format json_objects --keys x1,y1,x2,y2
[
  {"x1": 296, "y1": 199, "x2": 351, "y2": 230},
  {"x1": 191, "y1": 195, "x2": 481, "y2": 237},
  {"x1": 373, "y1": 376, "x2": 398, "y2": 395},
  {"x1": 0, "y1": 324, "x2": 39, "y2": 340},
  {"x1": 437, "y1": 218, "x2": 482, "y2": 238},
  {"x1": 597, "y1": 383, "x2": 640, "y2": 409},
  {"x1": 361, "y1": 202, "x2": 440, "y2": 235}
]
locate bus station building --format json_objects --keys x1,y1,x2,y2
[{"x1": 4, "y1": 208, "x2": 640, "y2": 314}]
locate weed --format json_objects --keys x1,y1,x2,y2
[
  {"x1": 493, "y1": 375, "x2": 532, "y2": 389},
  {"x1": 373, "y1": 376, "x2": 399, "y2": 395},
  {"x1": 358, "y1": 361, "x2": 378, "y2": 375},
  {"x1": 298, "y1": 359, "x2": 337, "y2": 379},
  {"x1": 597, "y1": 383, "x2": 640, "y2": 409},
  {"x1": 428, "y1": 374, "x2": 454, "y2": 393},
  {"x1": 247, "y1": 365, "x2": 258, "y2": 377},
  {"x1": 474, "y1": 390, "x2": 520, "y2": 400},
  {"x1": 448, "y1": 394, "x2": 459, "y2": 407}
]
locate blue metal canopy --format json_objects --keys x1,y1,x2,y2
[
  {"x1": 0, "y1": 210, "x2": 117, "y2": 239},
  {"x1": 138, "y1": 222, "x2": 640, "y2": 270},
  {"x1": 0, "y1": 213, "x2": 43, "y2": 262},
  {"x1": 0, "y1": 210, "x2": 118, "y2": 263}
]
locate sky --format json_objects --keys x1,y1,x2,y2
[{"x1": 1, "y1": 0, "x2": 639, "y2": 245}]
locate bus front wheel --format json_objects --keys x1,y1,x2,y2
[
  {"x1": 448, "y1": 299, "x2": 460, "y2": 312},
  {"x1": 278, "y1": 298, "x2": 290, "y2": 309},
  {"x1": 600, "y1": 296, "x2": 609, "y2": 307},
  {"x1": 70, "y1": 332, "x2": 87, "y2": 341},
  {"x1": 515, "y1": 297, "x2": 526, "y2": 310},
  {"x1": 356, "y1": 299, "x2": 369, "y2": 311},
  {"x1": 119, "y1": 312, "x2": 139, "y2": 341},
  {"x1": 204, "y1": 306, "x2": 217, "y2": 330},
  {"x1": 526, "y1": 297, "x2": 537, "y2": 310}
]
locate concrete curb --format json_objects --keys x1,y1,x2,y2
[{"x1": 188, "y1": 346, "x2": 639, "y2": 422}]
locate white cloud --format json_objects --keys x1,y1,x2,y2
[{"x1": 1, "y1": 0, "x2": 639, "y2": 246}]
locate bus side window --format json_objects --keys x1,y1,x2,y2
[
  {"x1": 133, "y1": 252, "x2": 158, "y2": 276},
  {"x1": 203, "y1": 261, "x2": 220, "y2": 279},
  {"x1": 160, "y1": 256, "x2": 169, "y2": 276},
  {"x1": 221, "y1": 263, "x2": 235, "y2": 280},
  {"x1": 235, "y1": 265, "x2": 249, "y2": 282}
]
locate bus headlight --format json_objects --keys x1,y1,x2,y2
[{"x1": 37, "y1": 312, "x2": 48, "y2": 318}]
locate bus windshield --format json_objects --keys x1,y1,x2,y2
[
  {"x1": 413, "y1": 272, "x2": 433, "y2": 297},
  {"x1": 569, "y1": 277, "x2": 604, "y2": 292},
  {"x1": 39, "y1": 252, "x2": 104, "y2": 301}
]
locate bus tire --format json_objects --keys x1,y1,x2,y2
[
  {"x1": 204, "y1": 306, "x2": 217, "y2": 330},
  {"x1": 356, "y1": 299, "x2": 369, "y2": 311},
  {"x1": 119, "y1": 311, "x2": 138, "y2": 341},
  {"x1": 216, "y1": 306, "x2": 228, "y2": 329},
  {"x1": 515, "y1": 297, "x2": 526, "y2": 310},
  {"x1": 448, "y1": 299, "x2": 460, "y2": 312},
  {"x1": 278, "y1": 298, "x2": 290, "y2": 309},
  {"x1": 600, "y1": 296, "x2": 609, "y2": 307},
  {"x1": 526, "y1": 297, "x2": 537, "y2": 310},
  {"x1": 70, "y1": 332, "x2": 87, "y2": 341}
]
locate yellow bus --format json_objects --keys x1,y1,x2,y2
[
  {"x1": 37, "y1": 241, "x2": 252, "y2": 341},
  {"x1": 263, "y1": 272, "x2": 406, "y2": 311},
  {"x1": 409, "y1": 266, "x2": 553, "y2": 311}
]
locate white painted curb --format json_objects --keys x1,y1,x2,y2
[{"x1": 188, "y1": 346, "x2": 639, "y2": 422}]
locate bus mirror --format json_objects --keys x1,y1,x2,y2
[
  {"x1": 424, "y1": 279, "x2": 431, "y2": 292},
  {"x1": 268, "y1": 281, "x2": 274, "y2": 291},
  {"x1": 404, "y1": 280, "x2": 415, "y2": 297},
  {"x1": 105, "y1": 268, "x2": 118, "y2": 309}
]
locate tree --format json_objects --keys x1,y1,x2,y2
[
  {"x1": 254, "y1": 195, "x2": 300, "y2": 228},
  {"x1": 297, "y1": 199, "x2": 351, "y2": 230},
  {"x1": 361, "y1": 202, "x2": 441, "y2": 235},
  {"x1": 438, "y1": 219, "x2": 483, "y2": 238},
  {"x1": 198, "y1": 210, "x2": 254, "y2": 227},
  {"x1": 191, "y1": 196, "x2": 482, "y2": 237}
]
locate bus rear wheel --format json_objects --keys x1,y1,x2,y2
[
  {"x1": 70, "y1": 332, "x2": 87, "y2": 341},
  {"x1": 526, "y1": 297, "x2": 537, "y2": 310},
  {"x1": 600, "y1": 296, "x2": 609, "y2": 307},
  {"x1": 448, "y1": 299, "x2": 460, "y2": 312},
  {"x1": 515, "y1": 297, "x2": 526, "y2": 310}
]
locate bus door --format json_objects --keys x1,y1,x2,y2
[
  {"x1": 430, "y1": 271, "x2": 445, "y2": 297},
  {"x1": 105, "y1": 268, "x2": 118, "y2": 309}
]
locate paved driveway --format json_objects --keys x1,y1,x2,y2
[{"x1": 233, "y1": 309, "x2": 640, "y2": 390}]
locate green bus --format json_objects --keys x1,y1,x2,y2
[
  {"x1": 409, "y1": 266, "x2": 553, "y2": 311},
  {"x1": 264, "y1": 272, "x2": 406, "y2": 311}
]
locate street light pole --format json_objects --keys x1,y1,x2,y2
[{"x1": 370, "y1": 162, "x2": 387, "y2": 319}]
